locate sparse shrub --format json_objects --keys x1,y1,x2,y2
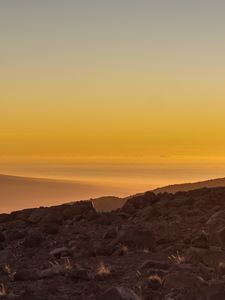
[
  {"x1": 49, "y1": 258, "x2": 72, "y2": 271},
  {"x1": 119, "y1": 244, "x2": 129, "y2": 255},
  {"x1": 0, "y1": 284, "x2": 6, "y2": 297},
  {"x1": 63, "y1": 258, "x2": 73, "y2": 271},
  {"x1": 97, "y1": 262, "x2": 111, "y2": 276},
  {"x1": 4, "y1": 264, "x2": 16, "y2": 281},
  {"x1": 168, "y1": 251, "x2": 185, "y2": 264}
]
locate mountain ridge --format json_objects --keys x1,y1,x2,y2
[
  {"x1": 2, "y1": 174, "x2": 225, "y2": 212},
  {"x1": 153, "y1": 176, "x2": 225, "y2": 194}
]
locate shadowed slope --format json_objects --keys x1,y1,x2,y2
[{"x1": 153, "y1": 177, "x2": 225, "y2": 194}]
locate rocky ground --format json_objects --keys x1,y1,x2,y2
[{"x1": 1, "y1": 188, "x2": 225, "y2": 299}]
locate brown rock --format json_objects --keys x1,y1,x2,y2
[
  {"x1": 140, "y1": 259, "x2": 170, "y2": 270},
  {"x1": 205, "y1": 281, "x2": 225, "y2": 300},
  {"x1": 218, "y1": 226, "x2": 225, "y2": 245},
  {"x1": 122, "y1": 192, "x2": 157, "y2": 213},
  {"x1": 142, "y1": 274, "x2": 162, "y2": 291},
  {"x1": 110, "y1": 226, "x2": 156, "y2": 251},
  {"x1": 0, "y1": 232, "x2": 5, "y2": 243},
  {"x1": 163, "y1": 270, "x2": 207, "y2": 298},
  {"x1": 23, "y1": 229, "x2": 44, "y2": 248},
  {"x1": 191, "y1": 231, "x2": 209, "y2": 249},
  {"x1": 50, "y1": 247, "x2": 71, "y2": 259},
  {"x1": 99, "y1": 287, "x2": 140, "y2": 300}
]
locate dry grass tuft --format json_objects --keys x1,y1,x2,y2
[
  {"x1": 64, "y1": 258, "x2": 73, "y2": 271},
  {"x1": 120, "y1": 244, "x2": 129, "y2": 255},
  {"x1": 169, "y1": 251, "x2": 185, "y2": 265},
  {"x1": 218, "y1": 261, "x2": 225, "y2": 268},
  {"x1": 0, "y1": 284, "x2": 6, "y2": 297},
  {"x1": 4, "y1": 264, "x2": 16, "y2": 281},
  {"x1": 97, "y1": 262, "x2": 111, "y2": 276}
]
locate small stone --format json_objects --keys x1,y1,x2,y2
[
  {"x1": 50, "y1": 247, "x2": 71, "y2": 258},
  {"x1": 191, "y1": 231, "x2": 209, "y2": 249},
  {"x1": 99, "y1": 286, "x2": 140, "y2": 300},
  {"x1": 142, "y1": 274, "x2": 162, "y2": 291}
]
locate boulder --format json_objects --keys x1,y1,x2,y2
[
  {"x1": 185, "y1": 247, "x2": 208, "y2": 265},
  {"x1": 163, "y1": 270, "x2": 207, "y2": 298},
  {"x1": 206, "y1": 211, "x2": 225, "y2": 244},
  {"x1": 110, "y1": 226, "x2": 156, "y2": 251},
  {"x1": 23, "y1": 229, "x2": 44, "y2": 248},
  {"x1": 141, "y1": 275, "x2": 162, "y2": 291},
  {"x1": 205, "y1": 281, "x2": 225, "y2": 300},
  {"x1": 191, "y1": 231, "x2": 209, "y2": 249},
  {"x1": 122, "y1": 192, "x2": 157, "y2": 213}
]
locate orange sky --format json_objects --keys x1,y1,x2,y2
[{"x1": 1, "y1": 1, "x2": 225, "y2": 191}]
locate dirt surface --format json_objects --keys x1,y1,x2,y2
[{"x1": 1, "y1": 187, "x2": 225, "y2": 299}]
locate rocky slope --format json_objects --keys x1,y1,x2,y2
[{"x1": 1, "y1": 188, "x2": 225, "y2": 299}]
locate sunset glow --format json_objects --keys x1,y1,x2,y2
[{"x1": 1, "y1": 1, "x2": 225, "y2": 195}]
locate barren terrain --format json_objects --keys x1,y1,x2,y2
[{"x1": 0, "y1": 188, "x2": 225, "y2": 298}]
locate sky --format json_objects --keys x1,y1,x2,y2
[{"x1": 1, "y1": 1, "x2": 225, "y2": 192}]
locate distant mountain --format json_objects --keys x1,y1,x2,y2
[
  {"x1": 2, "y1": 174, "x2": 225, "y2": 213},
  {"x1": 153, "y1": 177, "x2": 225, "y2": 194},
  {"x1": 0, "y1": 174, "x2": 116, "y2": 213}
]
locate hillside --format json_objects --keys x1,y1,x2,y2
[
  {"x1": 0, "y1": 174, "x2": 117, "y2": 212},
  {"x1": 0, "y1": 187, "x2": 225, "y2": 299},
  {"x1": 91, "y1": 196, "x2": 126, "y2": 212},
  {"x1": 153, "y1": 177, "x2": 225, "y2": 194},
  {"x1": 89, "y1": 177, "x2": 225, "y2": 212}
]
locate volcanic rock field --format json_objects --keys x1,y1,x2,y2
[{"x1": 1, "y1": 188, "x2": 225, "y2": 299}]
